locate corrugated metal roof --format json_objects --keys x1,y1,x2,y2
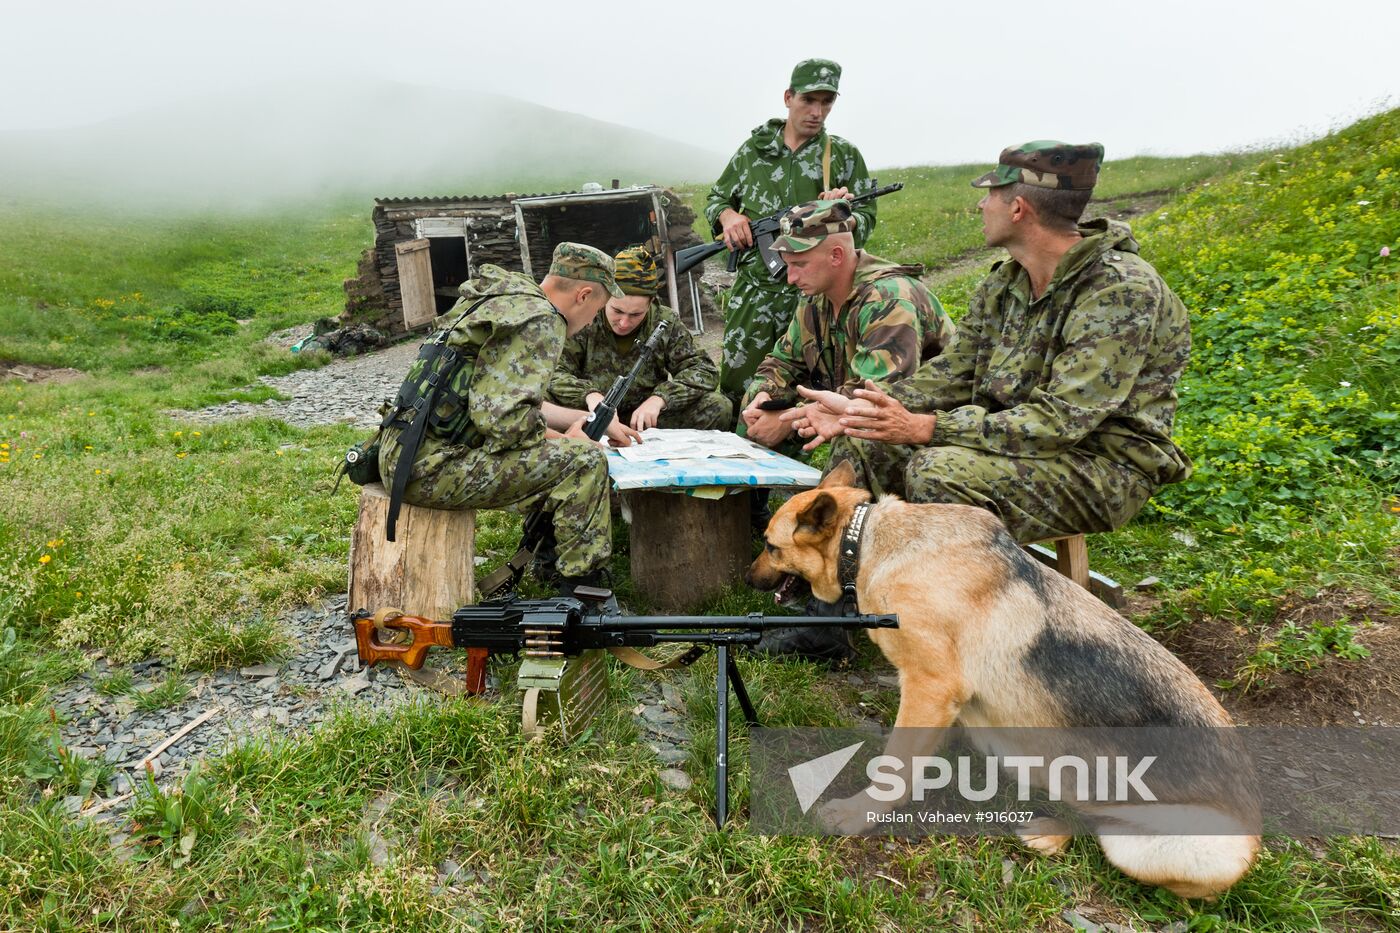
[{"x1": 374, "y1": 191, "x2": 576, "y2": 206}]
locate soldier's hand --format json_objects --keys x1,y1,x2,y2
[
  {"x1": 819, "y1": 187, "x2": 853, "y2": 201},
  {"x1": 605, "y1": 419, "x2": 644, "y2": 447},
  {"x1": 842, "y1": 380, "x2": 937, "y2": 445},
  {"x1": 563, "y1": 417, "x2": 592, "y2": 443},
  {"x1": 782, "y1": 388, "x2": 851, "y2": 451},
  {"x1": 584, "y1": 392, "x2": 605, "y2": 413},
  {"x1": 719, "y1": 209, "x2": 754, "y2": 251},
  {"x1": 629, "y1": 396, "x2": 665, "y2": 432}
]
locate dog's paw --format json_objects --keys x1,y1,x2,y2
[
  {"x1": 1016, "y1": 817, "x2": 1072, "y2": 856},
  {"x1": 816, "y1": 790, "x2": 890, "y2": 835}
]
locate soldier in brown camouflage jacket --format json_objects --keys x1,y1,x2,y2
[
  {"x1": 548, "y1": 245, "x2": 732, "y2": 432},
  {"x1": 739, "y1": 199, "x2": 954, "y2": 450},
  {"x1": 786, "y1": 142, "x2": 1193, "y2": 543}
]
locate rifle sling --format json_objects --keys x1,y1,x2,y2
[{"x1": 822, "y1": 135, "x2": 831, "y2": 192}]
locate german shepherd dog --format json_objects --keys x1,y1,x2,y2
[{"x1": 746, "y1": 462, "x2": 1260, "y2": 898}]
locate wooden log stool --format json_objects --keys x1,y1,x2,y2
[
  {"x1": 348, "y1": 482, "x2": 475, "y2": 621},
  {"x1": 623, "y1": 488, "x2": 751, "y2": 612},
  {"x1": 1024, "y1": 533, "x2": 1125, "y2": 609}
]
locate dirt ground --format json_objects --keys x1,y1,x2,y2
[
  {"x1": 1, "y1": 359, "x2": 86, "y2": 384},
  {"x1": 1150, "y1": 589, "x2": 1400, "y2": 727}
]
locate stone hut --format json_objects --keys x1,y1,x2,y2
[{"x1": 341, "y1": 184, "x2": 717, "y2": 337}]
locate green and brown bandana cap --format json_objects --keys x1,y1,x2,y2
[
  {"x1": 612, "y1": 245, "x2": 662, "y2": 297},
  {"x1": 548, "y1": 242, "x2": 624, "y2": 298},
  {"x1": 771, "y1": 199, "x2": 856, "y2": 254},
  {"x1": 971, "y1": 141, "x2": 1105, "y2": 191}
]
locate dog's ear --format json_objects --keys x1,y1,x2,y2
[
  {"x1": 819, "y1": 460, "x2": 857, "y2": 489},
  {"x1": 795, "y1": 491, "x2": 840, "y2": 541}
]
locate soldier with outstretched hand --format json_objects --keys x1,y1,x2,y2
[
  {"x1": 377, "y1": 243, "x2": 631, "y2": 595},
  {"x1": 549, "y1": 245, "x2": 732, "y2": 433},
  {"x1": 705, "y1": 58, "x2": 876, "y2": 410},
  {"x1": 785, "y1": 142, "x2": 1194, "y2": 544}
]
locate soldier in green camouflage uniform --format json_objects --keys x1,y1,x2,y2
[
  {"x1": 787, "y1": 142, "x2": 1192, "y2": 544},
  {"x1": 549, "y1": 245, "x2": 732, "y2": 431},
  {"x1": 738, "y1": 199, "x2": 954, "y2": 451},
  {"x1": 705, "y1": 58, "x2": 876, "y2": 408},
  {"x1": 377, "y1": 243, "x2": 628, "y2": 583}
]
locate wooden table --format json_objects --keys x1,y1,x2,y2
[{"x1": 606, "y1": 432, "x2": 822, "y2": 611}]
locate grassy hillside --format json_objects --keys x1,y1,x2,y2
[{"x1": 2, "y1": 114, "x2": 1399, "y2": 929}]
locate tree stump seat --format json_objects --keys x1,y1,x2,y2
[
  {"x1": 1024, "y1": 533, "x2": 1125, "y2": 608},
  {"x1": 347, "y1": 482, "x2": 476, "y2": 621}
]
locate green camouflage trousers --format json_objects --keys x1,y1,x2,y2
[
  {"x1": 720, "y1": 271, "x2": 799, "y2": 404},
  {"x1": 828, "y1": 437, "x2": 1155, "y2": 544},
  {"x1": 630, "y1": 390, "x2": 734, "y2": 431},
  {"x1": 380, "y1": 436, "x2": 611, "y2": 576}
]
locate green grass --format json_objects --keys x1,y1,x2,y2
[{"x1": 2, "y1": 121, "x2": 1399, "y2": 928}]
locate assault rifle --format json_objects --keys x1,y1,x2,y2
[
  {"x1": 353, "y1": 587, "x2": 898, "y2": 826},
  {"x1": 674, "y1": 182, "x2": 904, "y2": 281},
  {"x1": 478, "y1": 320, "x2": 671, "y2": 598}
]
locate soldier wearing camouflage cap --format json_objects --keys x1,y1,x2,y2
[
  {"x1": 377, "y1": 242, "x2": 640, "y2": 596},
  {"x1": 785, "y1": 141, "x2": 1195, "y2": 545},
  {"x1": 550, "y1": 244, "x2": 732, "y2": 433},
  {"x1": 738, "y1": 199, "x2": 955, "y2": 661},
  {"x1": 705, "y1": 58, "x2": 877, "y2": 411}
]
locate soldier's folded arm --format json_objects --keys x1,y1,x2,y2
[
  {"x1": 652, "y1": 326, "x2": 715, "y2": 412},
  {"x1": 467, "y1": 315, "x2": 559, "y2": 454},
  {"x1": 928, "y1": 284, "x2": 1156, "y2": 457}
]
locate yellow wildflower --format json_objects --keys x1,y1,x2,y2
[{"x1": 39, "y1": 554, "x2": 51, "y2": 564}]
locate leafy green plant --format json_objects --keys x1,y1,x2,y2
[
  {"x1": 126, "y1": 766, "x2": 230, "y2": 867},
  {"x1": 1224, "y1": 620, "x2": 1372, "y2": 691}
]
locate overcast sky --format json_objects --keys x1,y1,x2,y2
[{"x1": 5, "y1": 0, "x2": 1396, "y2": 170}]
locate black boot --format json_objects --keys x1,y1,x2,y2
[
  {"x1": 530, "y1": 516, "x2": 560, "y2": 585},
  {"x1": 750, "y1": 489, "x2": 772, "y2": 535},
  {"x1": 753, "y1": 597, "x2": 854, "y2": 662},
  {"x1": 556, "y1": 568, "x2": 608, "y2": 598},
  {"x1": 751, "y1": 625, "x2": 855, "y2": 663}
]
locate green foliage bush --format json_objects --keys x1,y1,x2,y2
[{"x1": 1138, "y1": 110, "x2": 1399, "y2": 525}]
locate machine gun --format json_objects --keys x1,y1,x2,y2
[
  {"x1": 353, "y1": 587, "x2": 898, "y2": 826},
  {"x1": 674, "y1": 182, "x2": 904, "y2": 281},
  {"x1": 477, "y1": 320, "x2": 671, "y2": 598}
]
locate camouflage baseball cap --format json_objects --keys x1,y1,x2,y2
[
  {"x1": 548, "y1": 242, "x2": 624, "y2": 297},
  {"x1": 771, "y1": 199, "x2": 856, "y2": 254},
  {"x1": 612, "y1": 245, "x2": 662, "y2": 297},
  {"x1": 971, "y1": 141, "x2": 1105, "y2": 190},
  {"x1": 790, "y1": 58, "x2": 841, "y2": 95}
]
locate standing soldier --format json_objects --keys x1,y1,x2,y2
[
  {"x1": 549, "y1": 245, "x2": 732, "y2": 432},
  {"x1": 705, "y1": 58, "x2": 876, "y2": 412},
  {"x1": 376, "y1": 243, "x2": 638, "y2": 595}
]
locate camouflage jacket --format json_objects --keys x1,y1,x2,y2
[
  {"x1": 888, "y1": 220, "x2": 1192, "y2": 486},
  {"x1": 384, "y1": 265, "x2": 566, "y2": 462},
  {"x1": 705, "y1": 119, "x2": 876, "y2": 287},
  {"x1": 548, "y1": 303, "x2": 718, "y2": 413},
  {"x1": 747, "y1": 252, "x2": 955, "y2": 407}
]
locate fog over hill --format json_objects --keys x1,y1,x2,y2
[{"x1": 0, "y1": 79, "x2": 724, "y2": 211}]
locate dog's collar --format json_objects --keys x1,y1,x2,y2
[{"x1": 838, "y1": 501, "x2": 872, "y2": 613}]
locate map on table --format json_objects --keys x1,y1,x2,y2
[{"x1": 605, "y1": 429, "x2": 822, "y2": 491}]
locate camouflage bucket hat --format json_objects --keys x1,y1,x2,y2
[
  {"x1": 971, "y1": 141, "x2": 1105, "y2": 190},
  {"x1": 548, "y1": 242, "x2": 624, "y2": 297},
  {"x1": 771, "y1": 199, "x2": 856, "y2": 254},
  {"x1": 790, "y1": 58, "x2": 841, "y2": 95},
  {"x1": 612, "y1": 245, "x2": 662, "y2": 297}
]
